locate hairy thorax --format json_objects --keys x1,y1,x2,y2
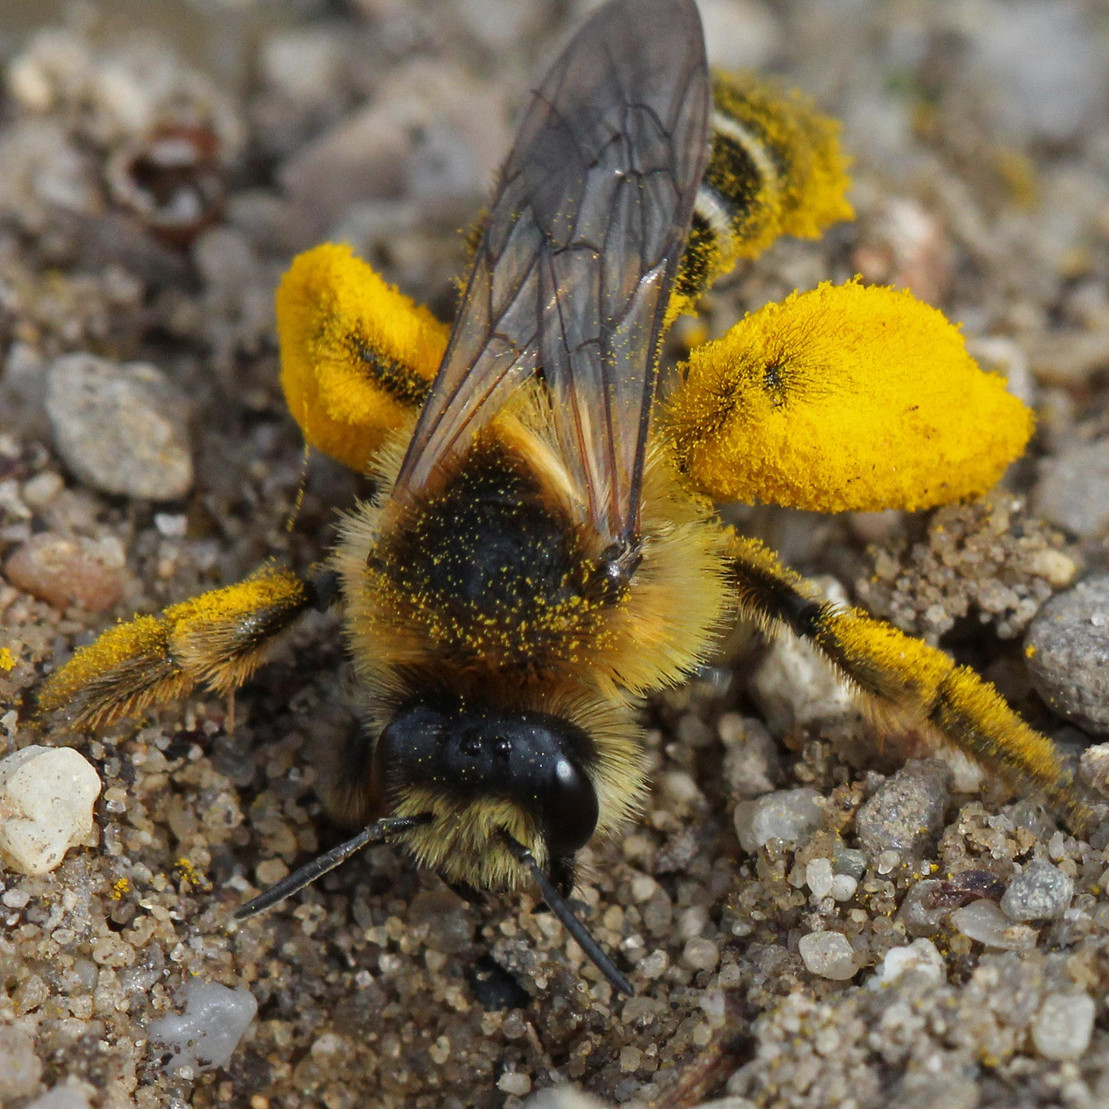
[{"x1": 334, "y1": 409, "x2": 735, "y2": 726}]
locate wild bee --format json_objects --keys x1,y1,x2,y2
[{"x1": 41, "y1": 0, "x2": 1087, "y2": 995}]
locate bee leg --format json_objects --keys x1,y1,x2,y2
[
  {"x1": 729, "y1": 534, "x2": 1091, "y2": 833},
  {"x1": 39, "y1": 563, "x2": 317, "y2": 731}
]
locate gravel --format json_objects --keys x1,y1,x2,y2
[
  {"x1": 867, "y1": 938, "x2": 945, "y2": 989},
  {"x1": 0, "y1": 1024, "x2": 43, "y2": 1100},
  {"x1": 146, "y1": 982, "x2": 259, "y2": 1074},
  {"x1": 951, "y1": 900, "x2": 1038, "y2": 951},
  {"x1": 3, "y1": 533, "x2": 126, "y2": 611}
]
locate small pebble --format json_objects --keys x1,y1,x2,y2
[
  {"x1": 1031, "y1": 992, "x2": 1096, "y2": 1060},
  {"x1": 4, "y1": 533, "x2": 125, "y2": 612},
  {"x1": 1025, "y1": 576, "x2": 1109, "y2": 734},
  {"x1": 260, "y1": 27, "x2": 345, "y2": 111},
  {"x1": 523, "y1": 1087, "x2": 609, "y2": 1109},
  {"x1": 253, "y1": 858, "x2": 289, "y2": 888},
  {"x1": 0, "y1": 746, "x2": 102, "y2": 876},
  {"x1": 21, "y1": 471, "x2": 64, "y2": 507},
  {"x1": 1032, "y1": 439, "x2": 1109, "y2": 538},
  {"x1": 619, "y1": 1045, "x2": 642, "y2": 1073},
  {"x1": 25, "y1": 1088, "x2": 93, "y2": 1109},
  {"x1": 733, "y1": 788, "x2": 822, "y2": 853},
  {"x1": 834, "y1": 849, "x2": 867, "y2": 881},
  {"x1": 681, "y1": 937, "x2": 720, "y2": 972},
  {"x1": 638, "y1": 950, "x2": 669, "y2": 980},
  {"x1": 46, "y1": 353, "x2": 193, "y2": 500},
  {"x1": 147, "y1": 982, "x2": 258, "y2": 1072},
  {"x1": 798, "y1": 931, "x2": 858, "y2": 981},
  {"x1": 0, "y1": 1025, "x2": 42, "y2": 1099},
  {"x1": 855, "y1": 760, "x2": 951, "y2": 859},
  {"x1": 153, "y1": 512, "x2": 188, "y2": 538},
  {"x1": 854, "y1": 196, "x2": 952, "y2": 305},
  {"x1": 868, "y1": 938, "x2": 945, "y2": 989},
  {"x1": 719, "y1": 715, "x2": 780, "y2": 798},
  {"x1": 950, "y1": 899, "x2": 1037, "y2": 950},
  {"x1": 806, "y1": 857, "x2": 834, "y2": 900},
  {"x1": 497, "y1": 1069, "x2": 532, "y2": 1096},
  {"x1": 1080, "y1": 742, "x2": 1109, "y2": 795},
  {"x1": 2, "y1": 887, "x2": 31, "y2": 909},
  {"x1": 999, "y1": 859, "x2": 1074, "y2": 921},
  {"x1": 406, "y1": 888, "x2": 473, "y2": 955}
]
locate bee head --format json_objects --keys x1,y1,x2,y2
[
  {"x1": 235, "y1": 700, "x2": 632, "y2": 994},
  {"x1": 372, "y1": 700, "x2": 600, "y2": 879}
]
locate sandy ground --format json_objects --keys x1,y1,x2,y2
[{"x1": 1, "y1": 1, "x2": 1108, "y2": 1106}]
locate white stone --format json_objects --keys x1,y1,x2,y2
[
  {"x1": 147, "y1": 982, "x2": 258, "y2": 1072},
  {"x1": 868, "y1": 939, "x2": 945, "y2": 989},
  {"x1": 497, "y1": 1069, "x2": 532, "y2": 1096},
  {"x1": 734, "y1": 788, "x2": 822, "y2": 853},
  {"x1": 0, "y1": 746, "x2": 101, "y2": 876},
  {"x1": 806, "y1": 857, "x2": 834, "y2": 900},
  {"x1": 1031, "y1": 992, "x2": 1095, "y2": 1060},
  {"x1": 798, "y1": 930, "x2": 858, "y2": 980},
  {"x1": 26, "y1": 1087, "x2": 93, "y2": 1109},
  {"x1": 1000, "y1": 860, "x2": 1074, "y2": 921},
  {"x1": 523, "y1": 1087, "x2": 610, "y2": 1109},
  {"x1": 950, "y1": 900, "x2": 1037, "y2": 951}
]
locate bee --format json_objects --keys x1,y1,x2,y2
[{"x1": 40, "y1": 0, "x2": 1087, "y2": 995}]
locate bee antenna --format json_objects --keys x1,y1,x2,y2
[
  {"x1": 502, "y1": 833, "x2": 633, "y2": 997},
  {"x1": 233, "y1": 815, "x2": 430, "y2": 921}
]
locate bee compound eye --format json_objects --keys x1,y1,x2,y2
[{"x1": 545, "y1": 754, "x2": 599, "y2": 857}]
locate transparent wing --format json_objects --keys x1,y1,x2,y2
[{"x1": 393, "y1": 0, "x2": 710, "y2": 546}]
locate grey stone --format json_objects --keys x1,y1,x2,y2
[
  {"x1": 1000, "y1": 860, "x2": 1074, "y2": 921},
  {"x1": 1032, "y1": 439, "x2": 1109, "y2": 538},
  {"x1": 1025, "y1": 576, "x2": 1109, "y2": 735},
  {"x1": 855, "y1": 760, "x2": 951, "y2": 858},
  {"x1": 46, "y1": 354, "x2": 193, "y2": 500}
]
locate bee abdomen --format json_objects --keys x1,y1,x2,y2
[{"x1": 675, "y1": 71, "x2": 854, "y2": 301}]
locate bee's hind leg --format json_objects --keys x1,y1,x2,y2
[{"x1": 728, "y1": 532, "x2": 1092, "y2": 834}]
